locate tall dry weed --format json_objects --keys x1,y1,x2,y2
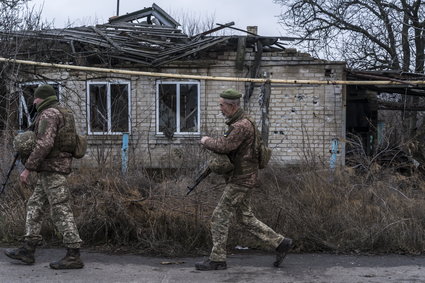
[
  {"x1": 2, "y1": 142, "x2": 425, "y2": 256},
  {"x1": 252, "y1": 161, "x2": 425, "y2": 254}
]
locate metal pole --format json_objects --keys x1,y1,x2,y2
[
  {"x1": 121, "y1": 132, "x2": 129, "y2": 175},
  {"x1": 2, "y1": 57, "x2": 425, "y2": 85},
  {"x1": 260, "y1": 76, "x2": 271, "y2": 146},
  {"x1": 116, "y1": 0, "x2": 120, "y2": 16},
  {"x1": 329, "y1": 138, "x2": 339, "y2": 169}
]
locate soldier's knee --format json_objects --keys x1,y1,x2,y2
[
  {"x1": 50, "y1": 191, "x2": 70, "y2": 206},
  {"x1": 240, "y1": 213, "x2": 256, "y2": 226}
]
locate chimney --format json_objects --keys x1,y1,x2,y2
[{"x1": 246, "y1": 26, "x2": 258, "y2": 36}]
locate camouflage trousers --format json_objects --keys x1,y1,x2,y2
[
  {"x1": 25, "y1": 171, "x2": 82, "y2": 249},
  {"x1": 209, "y1": 183, "x2": 284, "y2": 262}
]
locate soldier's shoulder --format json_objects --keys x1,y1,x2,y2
[
  {"x1": 44, "y1": 106, "x2": 61, "y2": 114},
  {"x1": 39, "y1": 107, "x2": 61, "y2": 119},
  {"x1": 234, "y1": 118, "x2": 253, "y2": 129}
]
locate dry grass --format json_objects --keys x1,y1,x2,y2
[
  {"x1": 254, "y1": 164, "x2": 425, "y2": 254},
  {"x1": 2, "y1": 151, "x2": 425, "y2": 256},
  {"x1": 0, "y1": 164, "x2": 221, "y2": 256},
  {"x1": 67, "y1": 167, "x2": 217, "y2": 256}
]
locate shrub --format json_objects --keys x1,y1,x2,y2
[{"x1": 2, "y1": 152, "x2": 425, "y2": 256}]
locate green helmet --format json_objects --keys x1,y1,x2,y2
[
  {"x1": 208, "y1": 151, "x2": 234, "y2": 175},
  {"x1": 13, "y1": 131, "x2": 36, "y2": 158}
]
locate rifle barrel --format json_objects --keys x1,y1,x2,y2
[
  {"x1": 186, "y1": 167, "x2": 211, "y2": 196},
  {"x1": 0, "y1": 153, "x2": 19, "y2": 195}
]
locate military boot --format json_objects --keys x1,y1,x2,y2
[
  {"x1": 273, "y1": 237, "x2": 293, "y2": 267},
  {"x1": 49, "y1": 248, "x2": 84, "y2": 269},
  {"x1": 195, "y1": 259, "x2": 227, "y2": 271},
  {"x1": 4, "y1": 242, "x2": 36, "y2": 264}
]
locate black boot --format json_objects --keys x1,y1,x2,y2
[
  {"x1": 274, "y1": 237, "x2": 293, "y2": 267},
  {"x1": 4, "y1": 242, "x2": 36, "y2": 264},
  {"x1": 49, "y1": 248, "x2": 84, "y2": 269},
  {"x1": 195, "y1": 259, "x2": 227, "y2": 271}
]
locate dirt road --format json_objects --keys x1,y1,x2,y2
[{"x1": 1, "y1": 247, "x2": 424, "y2": 282}]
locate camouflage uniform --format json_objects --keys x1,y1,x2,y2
[
  {"x1": 24, "y1": 102, "x2": 82, "y2": 249},
  {"x1": 203, "y1": 108, "x2": 284, "y2": 262}
]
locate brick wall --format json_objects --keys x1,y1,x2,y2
[{"x1": 18, "y1": 48, "x2": 346, "y2": 169}]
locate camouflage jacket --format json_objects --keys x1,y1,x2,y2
[
  {"x1": 25, "y1": 104, "x2": 73, "y2": 174},
  {"x1": 203, "y1": 108, "x2": 258, "y2": 188}
]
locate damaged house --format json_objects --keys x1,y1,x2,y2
[
  {"x1": 345, "y1": 69, "x2": 425, "y2": 168},
  {"x1": 0, "y1": 4, "x2": 347, "y2": 169}
]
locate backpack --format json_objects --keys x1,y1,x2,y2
[
  {"x1": 73, "y1": 134, "x2": 87, "y2": 159},
  {"x1": 54, "y1": 105, "x2": 87, "y2": 159},
  {"x1": 247, "y1": 118, "x2": 272, "y2": 169}
]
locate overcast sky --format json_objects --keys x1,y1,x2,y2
[{"x1": 29, "y1": 0, "x2": 286, "y2": 36}]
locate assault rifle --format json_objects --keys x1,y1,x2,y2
[
  {"x1": 186, "y1": 165, "x2": 212, "y2": 196},
  {"x1": 0, "y1": 153, "x2": 19, "y2": 195}
]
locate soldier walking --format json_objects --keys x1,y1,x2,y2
[
  {"x1": 5, "y1": 84, "x2": 84, "y2": 269},
  {"x1": 195, "y1": 89, "x2": 292, "y2": 270}
]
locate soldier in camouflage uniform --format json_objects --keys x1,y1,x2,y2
[
  {"x1": 195, "y1": 89, "x2": 293, "y2": 271},
  {"x1": 5, "y1": 84, "x2": 84, "y2": 269}
]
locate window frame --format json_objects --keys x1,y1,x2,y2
[
  {"x1": 17, "y1": 81, "x2": 61, "y2": 130},
  {"x1": 86, "y1": 80, "x2": 131, "y2": 135},
  {"x1": 156, "y1": 80, "x2": 201, "y2": 136}
]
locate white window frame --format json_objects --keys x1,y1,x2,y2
[
  {"x1": 87, "y1": 81, "x2": 131, "y2": 135},
  {"x1": 156, "y1": 80, "x2": 201, "y2": 136},
  {"x1": 17, "y1": 81, "x2": 61, "y2": 130}
]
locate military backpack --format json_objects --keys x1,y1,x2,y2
[
  {"x1": 54, "y1": 105, "x2": 87, "y2": 159},
  {"x1": 246, "y1": 118, "x2": 272, "y2": 169}
]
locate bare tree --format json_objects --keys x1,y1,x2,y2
[
  {"x1": 174, "y1": 10, "x2": 215, "y2": 37},
  {"x1": 171, "y1": 9, "x2": 233, "y2": 37},
  {"x1": 275, "y1": 0, "x2": 425, "y2": 73},
  {"x1": 0, "y1": 0, "x2": 45, "y2": 138}
]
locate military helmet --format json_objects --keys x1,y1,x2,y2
[
  {"x1": 208, "y1": 151, "x2": 234, "y2": 175},
  {"x1": 13, "y1": 131, "x2": 36, "y2": 158}
]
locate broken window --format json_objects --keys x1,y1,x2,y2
[
  {"x1": 156, "y1": 81, "x2": 200, "y2": 136},
  {"x1": 87, "y1": 81, "x2": 130, "y2": 134},
  {"x1": 18, "y1": 82, "x2": 60, "y2": 130}
]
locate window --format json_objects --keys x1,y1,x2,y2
[
  {"x1": 156, "y1": 81, "x2": 200, "y2": 136},
  {"x1": 87, "y1": 81, "x2": 131, "y2": 134},
  {"x1": 18, "y1": 82, "x2": 60, "y2": 130}
]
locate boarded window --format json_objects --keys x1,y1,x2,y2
[
  {"x1": 157, "y1": 81, "x2": 200, "y2": 135},
  {"x1": 88, "y1": 82, "x2": 130, "y2": 134}
]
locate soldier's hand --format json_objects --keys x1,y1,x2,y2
[
  {"x1": 200, "y1": 136, "x2": 210, "y2": 145},
  {"x1": 20, "y1": 169, "x2": 31, "y2": 185}
]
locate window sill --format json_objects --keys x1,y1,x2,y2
[
  {"x1": 155, "y1": 133, "x2": 201, "y2": 138},
  {"x1": 152, "y1": 134, "x2": 201, "y2": 144},
  {"x1": 86, "y1": 134, "x2": 124, "y2": 145}
]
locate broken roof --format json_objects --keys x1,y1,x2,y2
[
  {"x1": 347, "y1": 69, "x2": 425, "y2": 97},
  {"x1": 109, "y1": 3, "x2": 180, "y2": 28},
  {"x1": 0, "y1": 3, "x2": 288, "y2": 67}
]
